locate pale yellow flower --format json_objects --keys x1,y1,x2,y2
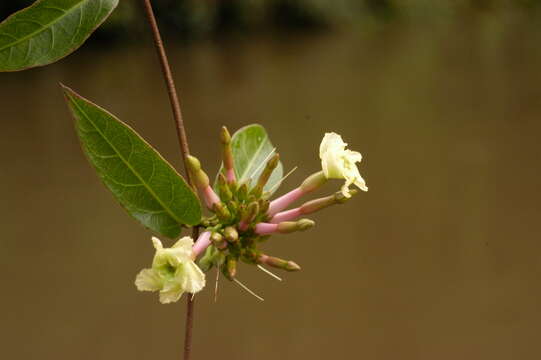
[
  {"x1": 135, "y1": 236, "x2": 206, "y2": 304},
  {"x1": 319, "y1": 132, "x2": 368, "y2": 197}
]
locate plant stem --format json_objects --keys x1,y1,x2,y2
[
  {"x1": 140, "y1": 1, "x2": 197, "y2": 359},
  {"x1": 184, "y1": 226, "x2": 198, "y2": 359},
  {"x1": 140, "y1": 0, "x2": 193, "y2": 184}
]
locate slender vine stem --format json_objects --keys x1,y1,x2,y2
[
  {"x1": 140, "y1": 1, "x2": 197, "y2": 359},
  {"x1": 140, "y1": 0, "x2": 193, "y2": 184}
]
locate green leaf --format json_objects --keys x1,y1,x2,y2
[
  {"x1": 62, "y1": 85, "x2": 202, "y2": 239},
  {"x1": 218, "y1": 124, "x2": 283, "y2": 195},
  {"x1": 0, "y1": 0, "x2": 119, "y2": 72}
]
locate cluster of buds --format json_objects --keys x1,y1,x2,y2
[
  {"x1": 190, "y1": 127, "x2": 365, "y2": 280},
  {"x1": 136, "y1": 128, "x2": 368, "y2": 303}
]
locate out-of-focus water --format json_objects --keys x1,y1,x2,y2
[{"x1": 2, "y1": 15, "x2": 541, "y2": 360}]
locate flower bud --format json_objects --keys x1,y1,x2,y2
[
  {"x1": 213, "y1": 202, "x2": 231, "y2": 222},
  {"x1": 211, "y1": 232, "x2": 227, "y2": 250},
  {"x1": 258, "y1": 199, "x2": 270, "y2": 215},
  {"x1": 187, "y1": 155, "x2": 209, "y2": 188},
  {"x1": 224, "y1": 226, "x2": 239, "y2": 243},
  {"x1": 258, "y1": 254, "x2": 301, "y2": 272},
  {"x1": 220, "y1": 126, "x2": 236, "y2": 184},
  {"x1": 252, "y1": 154, "x2": 280, "y2": 197},
  {"x1": 255, "y1": 219, "x2": 315, "y2": 235},
  {"x1": 300, "y1": 171, "x2": 328, "y2": 193},
  {"x1": 227, "y1": 200, "x2": 239, "y2": 216},
  {"x1": 224, "y1": 256, "x2": 237, "y2": 280},
  {"x1": 187, "y1": 155, "x2": 220, "y2": 208},
  {"x1": 237, "y1": 183, "x2": 248, "y2": 202},
  {"x1": 240, "y1": 202, "x2": 259, "y2": 227},
  {"x1": 217, "y1": 173, "x2": 233, "y2": 202},
  {"x1": 277, "y1": 219, "x2": 315, "y2": 233}
]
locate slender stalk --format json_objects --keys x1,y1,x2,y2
[
  {"x1": 140, "y1": 0, "x2": 192, "y2": 183},
  {"x1": 140, "y1": 1, "x2": 197, "y2": 359}
]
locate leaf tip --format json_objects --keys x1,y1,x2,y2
[{"x1": 59, "y1": 83, "x2": 73, "y2": 96}]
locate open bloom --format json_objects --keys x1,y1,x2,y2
[
  {"x1": 135, "y1": 236, "x2": 206, "y2": 304},
  {"x1": 319, "y1": 132, "x2": 368, "y2": 197}
]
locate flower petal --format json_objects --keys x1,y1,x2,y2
[
  {"x1": 180, "y1": 261, "x2": 206, "y2": 294},
  {"x1": 151, "y1": 237, "x2": 163, "y2": 251},
  {"x1": 170, "y1": 236, "x2": 194, "y2": 260},
  {"x1": 319, "y1": 132, "x2": 346, "y2": 158},
  {"x1": 135, "y1": 269, "x2": 162, "y2": 292},
  {"x1": 319, "y1": 132, "x2": 368, "y2": 192},
  {"x1": 136, "y1": 236, "x2": 205, "y2": 304},
  {"x1": 354, "y1": 177, "x2": 368, "y2": 192},
  {"x1": 159, "y1": 287, "x2": 184, "y2": 304}
]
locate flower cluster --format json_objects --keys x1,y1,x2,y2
[{"x1": 136, "y1": 128, "x2": 367, "y2": 303}]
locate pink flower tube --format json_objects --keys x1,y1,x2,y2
[{"x1": 192, "y1": 231, "x2": 211, "y2": 257}]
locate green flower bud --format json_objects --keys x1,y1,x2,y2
[
  {"x1": 213, "y1": 202, "x2": 231, "y2": 222},
  {"x1": 300, "y1": 171, "x2": 327, "y2": 193},
  {"x1": 240, "y1": 201, "x2": 259, "y2": 226},
  {"x1": 252, "y1": 154, "x2": 280, "y2": 197},
  {"x1": 277, "y1": 219, "x2": 315, "y2": 233},
  {"x1": 210, "y1": 232, "x2": 227, "y2": 250},
  {"x1": 224, "y1": 256, "x2": 237, "y2": 280},
  {"x1": 217, "y1": 173, "x2": 233, "y2": 201},
  {"x1": 258, "y1": 199, "x2": 270, "y2": 214},
  {"x1": 187, "y1": 155, "x2": 210, "y2": 190},
  {"x1": 228, "y1": 200, "x2": 240, "y2": 217},
  {"x1": 220, "y1": 126, "x2": 236, "y2": 184},
  {"x1": 259, "y1": 255, "x2": 301, "y2": 272},
  {"x1": 224, "y1": 226, "x2": 239, "y2": 243},
  {"x1": 237, "y1": 183, "x2": 248, "y2": 201}
]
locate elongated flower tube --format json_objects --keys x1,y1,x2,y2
[
  {"x1": 135, "y1": 237, "x2": 206, "y2": 304},
  {"x1": 258, "y1": 254, "x2": 301, "y2": 271},
  {"x1": 271, "y1": 189, "x2": 357, "y2": 223},
  {"x1": 186, "y1": 155, "x2": 220, "y2": 209},
  {"x1": 255, "y1": 219, "x2": 315, "y2": 235},
  {"x1": 320, "y1": 132, "x2": 368, "y2": 198},
  {"x1": 220, "y1": 126, "x2": 236, "y2": 184},
  {"x1": 192, "y1": 231, "x2": 212, "y2": 257},
  {"x1": 251, "y1": 154, "x2": 280, "y2": 197},
  {"x1": 267, "y1": 171, "x2": 327, "y2": 216}
]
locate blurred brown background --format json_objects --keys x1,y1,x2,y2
[{"x1": 2, "y1": 1, "x2": 541, "y2": 359}]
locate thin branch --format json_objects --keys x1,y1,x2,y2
[
  {"x1": 140, "y1": 1, "x2": 198, "y2": 360},
  {"x1": 140, "y1": 0, "x2": 193, "y2": 184},
  {"x1": 183, "y1": 226, "x2": 199, "y2": 360}
]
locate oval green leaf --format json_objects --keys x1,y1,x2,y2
[
  {"x1": 0, "y1": 0, "x2": 119, "y2": 72},
  {"x1": 62, "y1": 85, "x2": 202, "y2": 239},
  {"x1": 218, "y1": 124, "x2": 283, "y2": 195}
]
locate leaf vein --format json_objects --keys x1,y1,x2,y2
[
  {"x1": 70, "y1": 96, "x2": 183, "y2": 225},
  {"x1": 0, "y1": 0, "x2": 87, "y2": 53}
]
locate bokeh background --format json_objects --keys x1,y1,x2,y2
[{"x1": 2, "y1": 0, "x2": 541, "y2": 359}]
